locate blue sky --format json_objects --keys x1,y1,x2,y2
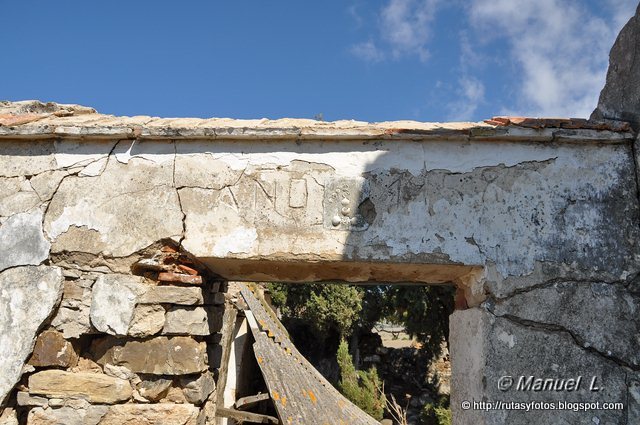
[{"x1": 1, "y1": 1, "x2": 637, "y2": 122}]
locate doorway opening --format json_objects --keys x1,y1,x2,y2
[{"x1": 219, "y1": 280, "x2": 457, "y2": 425}]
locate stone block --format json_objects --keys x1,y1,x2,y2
[
  {"x1": 92, "y1": 336, "x2": 208, "y2": 375},
  {"x1": 128, "y1": 305, "x2": 165, "y2": 337},
  {"x1": 0, "y1": 407, "x2": 18, "y2": 425},
  {"x1": 0, "y1": 209, "x2": 50, "y2": 272},
  {"x1": 90, "y1": 274, "x2": 169, "y2": 337},
  {"x1": 139, "y1": 285, "x2": 204, "y2": 305},
  {"x1": 27, "y1": 405, "x2": 108, "y2": 425},
  {"x1": 28, "y1": 330, "x2": 78, "y2": 368},
  {"x1": 90, "y1": 274, "x2": 146, "y2": 336},
  {"x1": 162, "y1": 386, "x2": 187, "y2": 404},
  {"x1": 28, "y1": 370, "x2": 132, "y2": 404},
  {"x1": 99, "y1": 403, "x2": 199, "y2": 425},
  {"x1": 137, "y1": 377, "x2": 172, "y2": 402},
  {"x1": 180, "y1": 371, "x2": 216, "y2": 405},
  {"x1": 0, "y1": 266, "x2": 64, "y2": 406},
  {"x1": 16, "y1": 391, "x2": 48, "y2": 407},
  {"x1": 51, "y1": 278, "x2": 93, "y2": 338},
  {"x1": 163, "y1": 306, "x2": 223, "y2": 335}
]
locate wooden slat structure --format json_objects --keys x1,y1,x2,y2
[{"x1": 240, "y1": 286, "x2": 379, "y2": 425}]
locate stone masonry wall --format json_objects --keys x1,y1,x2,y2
[
  {"x1": 0, "y1": 243, "x2": 225, "y2": 424},
  {"x1": 0, "y1": 100, "x2": 639, "y2": 424}
]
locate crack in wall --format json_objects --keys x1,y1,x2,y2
[
  {"x1": 173, "y1": 141, "x2": 186, "y2": 248},
  {"x1": 489, "y1": 274, "x2": 640, "y2": 302},
  {"x1": 488, "y1": 309, "x2": 640, "y2": 372}
]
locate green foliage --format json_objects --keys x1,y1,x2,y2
[
  {"x1": 336, "y1": 339, "x2": 385, "y2": 420},
  {"x1": 361, "y1": 285, "x2": 455, "y2": 358},
  {"x1": 420, "y1": 396, "x2": 451, "y2": 425},
  {"x1": 268, "y1": 282, "x2": 363, "y2": 337},
  {"x1": 268, "y1": 283, "x2": 453, "y2": 351}
]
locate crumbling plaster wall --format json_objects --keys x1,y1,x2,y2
[{"x1": 0, "y1": 120, "x2": 639, "y2": 423}]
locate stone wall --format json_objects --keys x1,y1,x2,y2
[
  {"x1": 0, "y1": 243, "x2": 224, "y2": 424},
  {"x1": 0, "y1": 100, "x2": 639, "y2": 424}
]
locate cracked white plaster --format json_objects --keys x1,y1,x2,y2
[
  {"x1": 212, "y1": 228, "x2": 258, "y2": 256},
  {"x1": 47, "y1": 199, "x2": 104, "y2": 240},
  {"x1": 79, "y1": 157, "x2": 109, "y2": 177},
  {"x1": 114, "y1": 139, "x2": 175, "y2": 165},
  {"x1": 177, "y1": 139, "x2": 567, "y2": 177},
  {"x1": 54, "y1": 140, "x2": 115, "y2": 169}
]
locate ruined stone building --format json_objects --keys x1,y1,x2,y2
[{"x1": 2, "y1": 6, "x2": 640, "y2": 425}]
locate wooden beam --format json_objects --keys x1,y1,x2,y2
[
  {"x1": 216, "y1": 407, "x2": 279, "y2": 424},
  {"x1": 235, "y1": 392, "x2": 271, "y2": 411},
  {"x1": 216, "y1": 307, "x2": 238, "y2": 424}
]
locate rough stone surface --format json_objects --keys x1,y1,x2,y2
[
  {"x1": 138, "y1": 286, "x2": 204, "y2": 305},
  {"x1": 630, "y1": 376, "x2": 640, "y2": 424},
  {"x1": 28, "y1": 329, "x2": 78, "y2": 368},
  {"x1": 0, "y1": 408, "x2": 18, "y2": 425},
  {"x1": 180, "y1": 371, "x2": 216, "y2": 405},
  {"x1": 0, "y1": 209, "x2": 50, "y2": 272},
  {"x1": 137, "y1": 378, "x2": 172, "y2": 402},
  {"x1": 592, "y1": 4, "x2": 640, "y2": 129},
  {"x1": 28, "y1": 370, "x2": 132, "y2": 404},
  {"x1": 16, "y1": 391, "x2": 48, "y2": 407},
  {"x1": 491, "y1": 281, "x2": 640, "y2": 368},
  {"x1": 0, "y1": 177, "x2": 41, "y2": 218},
  {"x1": 92, "y1": 336, "x2": 208, "y2": 375},
  {"x1": 99, "y1": 403, "x2": 199, "y2": 425},
  {"x1": 70, "y1": 357, "x2": 102, "y2": 374},
  {"x1": 451, "y1": 308, "x2": 629, "y2": 425},
  {"x1": 128, "y1": 305, "x2": 165, "y2": 337},
  {"x1": 163, "y1": 306, "x2": 216, "y2": 335},
  {"x1": 161, "y1": 386, "x2": 187, "y2": 404},
  {"x1": 51, "y1": 278, "x2": 93, "y2": 338},
  {"x1": 0, "y1": 266, "x2": 63, "y2": 406},
  {"x1": 102, "y1": 364, "x2": 137, "y2": 382},
  {"x1": 27, "y1": 405, "x2": 108, "y2": 425},
  {"x1": 90, "y1": 274, "x2": 146, "y2": 336}
]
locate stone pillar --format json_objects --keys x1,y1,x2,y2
[{"x1": 451, "y1": 294, "x2": 638, "y2": 425}]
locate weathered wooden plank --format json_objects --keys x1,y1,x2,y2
[
  {"x1": 240, "y1": 286, "x2": 294, "y2": 350},
  {"x1": 235, "y1": 392, "x2": 271, "y2": 410},
  {"x1": 217, "y1": 407, "x2": 279, "y2": 424},
  {"x1": 240, "y1": 286, "x2": 379, "y2": 425},
  {"x1": 216, "y1": 306, "x2": 238, "y2": 423}
]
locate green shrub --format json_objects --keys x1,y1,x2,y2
[
  {"x1": 336, "y1": 339, "x2": 385, "y2": 420},
  {"x1": 420, "y1": 397, "x2": 451, "y2": 425},
  {"x1": 268, "y1": 282, "x2": 362, "y2": 337}
]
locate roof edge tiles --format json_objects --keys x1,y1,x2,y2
[{"x1": 0, "y1": 100, "x2": 634, "y2": 143}]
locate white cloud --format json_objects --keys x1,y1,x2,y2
[
  {"x1": 468, "y1": 0, "x2": 637, "y2": 117},
  {"x1": 350, "y1": 0, "x2": 441, "y2": 62},
  {"x1": 347, "y1": 4, "x2": 364, "y2": 29},
  {"x1": 447, "y1": 76, "x2": 486, "y2": 120},
  {"x1": 380, "y1": 0, "x2": 440, "y2": 61},
  {"x1": 350, "y1": 40, "x2": 385, "y2": 62}
]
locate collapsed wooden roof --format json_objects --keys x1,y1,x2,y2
[{"x1": 238, "y1": 285, "x2": 379, "y2": 425}]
